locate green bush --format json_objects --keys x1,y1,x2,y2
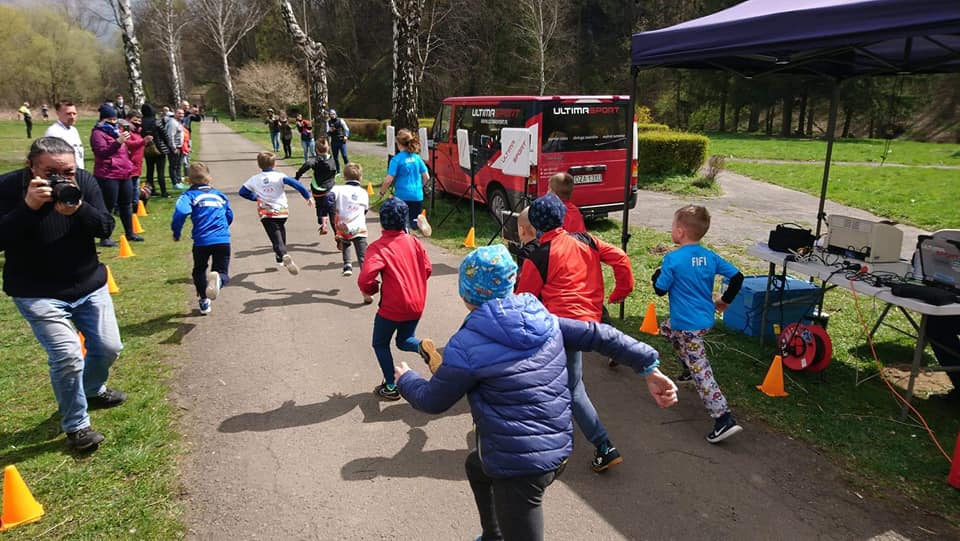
[
  {"x1": 637, "y1": 122, "x2": 669, "y2": 132},
  {"x1": 636, "y1": 131, "x2": 709, "y2": 175},
  {"x1": 348, "y1": 119, "x2": 382, "y2": 141}
]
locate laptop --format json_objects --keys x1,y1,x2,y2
[{"x1": 917, "y1": 235, "x2": 960, "y2": 294}]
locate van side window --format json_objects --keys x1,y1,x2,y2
[
  {"x1": 435, "y1": 104, "x2": 452, "y2": 143},
  {"x1": 454, "y1": 105, "x2": 525, "y2": 163}
]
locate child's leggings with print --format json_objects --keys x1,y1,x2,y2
[{"x1": 660, "y1": 319, "x2": 729, "y2": 418}]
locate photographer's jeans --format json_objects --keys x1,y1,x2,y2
[
  {"x1": 14, "y1": 285, "x2": 123, "y2": 433},
  {"x1": 270, "y1": 131, "x2": 281, "y2": 153}
]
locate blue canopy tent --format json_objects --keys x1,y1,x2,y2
[{"x1": 620, "y1": 0, "x2": 960, "y2": 258}]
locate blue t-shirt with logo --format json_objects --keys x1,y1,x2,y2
[
  {"x1": 387, "y1": 150, "x2": 428, "y2": 202},
  {"x1": 655, "y1": 243, "x2": 740, "y2": 331}
]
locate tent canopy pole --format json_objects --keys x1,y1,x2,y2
[
  {"x1": 620, "y1": 66, "x2": 639, "y2": 319},
  {"x1": 815, "y1": 80, "x2": 841, "y2": 239}
]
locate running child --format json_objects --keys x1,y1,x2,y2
[
  {"x1": 652, "y1": 204, "x2": 745, "y2": 443},
  {"x1": 171, "y1": 163, "x2": 233, "y2": 315},
  {"x1": 330, "y1": 163, "x2": 369, "y2": 284},
  {"x1": 294, "y1": 138, "x2": 337, "y2": 236},
  {"x1": 357, "y1": 198, "x2": 436, "y2": 400},
  {"x1": 239, "y1": 151, "x2": 313, "y2": 274},
  {"x1": 379, "y1": 129, "x2": 431, "y2": 236}
]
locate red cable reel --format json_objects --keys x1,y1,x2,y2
[{"x1": 777, "y1": 323, "x2": 833, "y2": 372}]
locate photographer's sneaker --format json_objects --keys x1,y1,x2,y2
[
  {"x1": 67, "y1": 427, "x2": 105, "y2": 451},
  {"x1": 591, "y1": 441, "x2": 623, "y2": 473},
  {"x1": 706, "y1": 413, "x2": 742, "y2": 443},
  {"x1": 416, "y1": 214, "x2": 432, "y2": 237},
  {"x1": 87, "y1": 387, "x2": 127, "y2": 409},
  {"x1": 282, "y1": 254, "x2": 299, "y2": 275},
  {"x1": 199, "y1": 298, "x2": 212, "y2": 314},
  {"x1": 205, "y1": 271, "x2": 221, "y2": 300}
]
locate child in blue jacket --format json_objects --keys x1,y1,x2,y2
[
  {"x1": 396, "y1": 245, "x2": 677, "y2": 541},
  {"x1": 171, "y1": 162, "x2": 233, "y2": 315}
]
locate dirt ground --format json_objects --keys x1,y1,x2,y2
[{"x1": 175, "y1": 125, "x2": 958, "y2": 540}]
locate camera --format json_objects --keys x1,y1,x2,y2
[{"x1": 46, "y1": 174, "x2": 82, "y2": 206}]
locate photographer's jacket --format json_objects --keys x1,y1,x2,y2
[{"x1": 0, "y1": 168, "x2": 115, "y2": 301}]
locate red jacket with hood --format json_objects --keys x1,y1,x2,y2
[{"x1": 358, "y1": 230, "x2": 432, "y2": 321}]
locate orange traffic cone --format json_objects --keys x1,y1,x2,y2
[
  {"x1": 367, "y1": 182, "x2": 375, "y2": 196},
  {"x1": 639, "y1": 302, "x2": 659, "y2": 335},
  {"x1": 118, "y1": 236, "x2": 135, "y2": 258},
  {"x1": 757, "y1": 355, "x2": 789, "y2": 397},
  {"x1": 136, "y1": 200, "x2": 148, "y2": 217},
  {"x1": 949, "y1": 430, "x2": 960, "y2": 489},
  {"x1": 105, "y1": 265, "x2": 120, "y2": 294},
  {"x1": 463, "y1": 227, "x2": 476, "y2": 248},
  {"x1": 132, "y1": 214, "x2": 145, "y2": 234},
  {"x1": 0, "y1": 465, "x2": 44, "y2": 531},
  {"x1": 78, "y1": 331, "x2": 87, "y2": 357}
]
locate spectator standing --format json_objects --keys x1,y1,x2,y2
[
  {"x1": 0, "y1": 137, "x2": 128, "y2": 452},
  {"x1": 140, "y1": 103, "x2": 172, "y2": 198},
  {"x1": 91, "y1": 104, "x2": 140, "y2": 246},
  {"x1": 44, "y1": 100, "x2": 85, "y2": 169},
  {"x1": 265, "y1": 108, "x2": 281, "y2": 153},
  {"x1": 326, "y1": 108, "x2": 350, "y2": 173},
  {"x1": 41, "y1": 103, "x2": 49, "y2": 121},
  {"x1": 18, "y1": 102, "x2": 33, "y2": 138},
  {"x1": 115, "y1": 95, "x2": 126, "y2": 119},
  {"x1": 124, "y1": 112, "x2": 151, "y2": 207},
  {"x1": 279, "y1": 112, "x2": 294, "y2": 159},
  {"x1": 298, "y1": 116, "x2": 316, "y2": 159},
  {"x1": 165, "y1": 109, "x2": 184, "y2": 189}
]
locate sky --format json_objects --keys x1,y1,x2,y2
[{"x1": 1, "y1": 0, "x2": 118, "y2": 41}]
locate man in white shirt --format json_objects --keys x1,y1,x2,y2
[{"x1": 43, "y1": 101, "x2": 85, "y2": 169}]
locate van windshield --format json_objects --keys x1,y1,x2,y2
[{"x1": 541, "y1": 103, "x2": 627, "y2": 153}]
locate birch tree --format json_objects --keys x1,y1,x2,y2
[
  {"x1": 193, "y1": 0, "x2": 266, "y2": 121},
  {"x1": 514, "y1": 0, "x2": 569, "y2": 95},
  {"x1": 107, "y1": 0, "x2": 146, "y2": 108},
  {"x1": 278, "y1": 0, "x2": 329, "y2": 128},
  {"x1": 145, "y1": 0, "x2": 190, "y2": 106},
  {"x1": 390, "y1": 0, "x2": 423, "y2": 131}
]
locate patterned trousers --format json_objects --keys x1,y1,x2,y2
[{"x1": 660, "y1": 319, "x2": 729, "y2": 418}]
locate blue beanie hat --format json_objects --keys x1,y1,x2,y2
[
  {"x1": 379, "y1": 197, "x2": 409, "y2": 231},
  {"x1": 99, "y1": 104, "x2": 118, "y2": 120},
  {"x1": 528, "y1": 193, "x2": 566, "y2": 232},
  {"x1": 459, "y1": 245, "x2": 518, "y2": 306}
]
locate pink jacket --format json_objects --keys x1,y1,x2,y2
[
  {"x1": 91, "y1": 125, "x2": 134, "y2": 180},
  {"x1": 125, "y1": 129, "x2": 146, "y2": 177}
]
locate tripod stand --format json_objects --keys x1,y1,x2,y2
[{"x1": 435, "y1": 163, "x2": 481, "y2": 234}]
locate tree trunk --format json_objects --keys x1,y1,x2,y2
[
  {"x1": 806, "y1": 99, "x2": 814, "y2": 135},
  {"x1": 780, "y1": 93, "x2": 793, "y2": 137},
  {"x1": 732, "y1": 105, "x2": 741, "y2": 133},
  {"x1": 279, "y1": 1, "x2": 329, "y2": 128},
  {"x1": 221, "y1": 52, "x2": 237, "y2": 121},
  {"x1": 391, "y1": 0, "x2": 421, "y2": 131},
  {"x1": 168, "y1": 45, "x2": 183, "y2": 107},
  {"x1": 718, "y1": 79, "x2": 728, "y2": 132},
  {"x1": 842, "y1": 108, "x2": 853, "y2": 138},
  {"x1": 115, "y1": 0, "x2": 145, "y2": 109},
  {"x1": 748, "y1": 102, "x2": 760, "y2": 132},
  {"x1": 796, "y1": 91, "x2": 807, "y2": 136}
]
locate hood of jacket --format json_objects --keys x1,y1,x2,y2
[
  {"x1": 141, "y1": 103, "x2": 156, "y2": 118},
  {"x1": 463, "y1": 293, "x2": 556, "y2": 354}
]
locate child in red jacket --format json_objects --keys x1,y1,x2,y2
[{"x1": 357, "y1": 198, "x2": 439, "y2": 400}]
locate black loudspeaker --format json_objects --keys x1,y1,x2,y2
[{"x1": 768, "y1": 223, "x2": 815, "y2": 253}]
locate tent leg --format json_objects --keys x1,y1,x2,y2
[
  {"x1": 815, "y1": 81, "x2": 840, "y2": 239},
  {"x1": 620, "y1": 67, "x2": 639, "y2": 320}
]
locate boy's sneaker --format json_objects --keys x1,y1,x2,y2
[
  {"x1": 205, "y1": 271, "x2": 221, "y2": 300},
  {"x1": 342, "y1": 264, "x2": 353, "y2": 277},
  {"x1": 199, "y1": 298, "x2": 212, "y2": 314},
  {"x1": 591, "y1": 442, "x2": 623, "y2": 473},
  {"x1": 678, "y1": 370, "x2": 693, "y2": 382},
  {"x1": 362, "y1": 294, "x2": 374, "y2": 304},
  {"x1": 416, "y1": 214, "x2": 432, "y2": 237},
  {"x1": 282, "y1": 254, "x2": 299, "y2": 275},
  {"x1": 67, "y1": 427, "x2": 105, "y2": 451},
  {"x1": 87, "y1": 387, "x2": 127, "y2": 409},
  {"x1": 706, "y1": 413, "x2": 743, "y2": 443},
  {"x1": 418, "y1": 339, "x2": 442, "y2": 373},
  {"x1": 375, "y1": 382, "x2": 401, "y2": 401}
]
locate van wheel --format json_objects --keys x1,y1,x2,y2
[{"x1": 486, "y1": 186, "x2": 511, "y2": 225}]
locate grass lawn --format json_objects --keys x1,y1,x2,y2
[
  {"x1": 0, "y1": 118, "x2": 98, "y2": 171},
  {"x1": 226, "y1": 117, "x2": 960, "y2": 526},
  {"x1": 725, "y1": 162, "x2": 959, "y2": 231},
  {"x1": 0, "y1": 120, "x2": 194, "y2": 538},
  {"x1": 708, "y1": 131, "x2": 960, "y2": 166}
]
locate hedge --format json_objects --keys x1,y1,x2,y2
[
  {"x1": 636, "y1": 131, "x2": 709, "y2": 175},
  {"x1": 637, "y1": 122, "x2": 669, "y2": 132}
]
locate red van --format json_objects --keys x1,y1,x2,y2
[{"x1": 429, "y1": 95, "x2": 637, "y2": 221}]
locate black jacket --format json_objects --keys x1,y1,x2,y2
[
  {"x1": 295, "y1": 155, "x2": 337, "y2": 195},
  {"x1": 0, "y1": 168, "x2": 115, "y2": 300},
  {"x1": 141, "y1": 103, "x2": 173, "y2": 155}
]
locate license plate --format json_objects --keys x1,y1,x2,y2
[{"x1": 573, "y1": 173, "x2": 603, "y2": 185}]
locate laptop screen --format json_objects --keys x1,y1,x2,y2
[{"x1": 919, "y1": 236, "x2": 960, "y2": 293}]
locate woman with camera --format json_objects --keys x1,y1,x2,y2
[{"x1": 91, "y1": 104, "x2": 140, "y2": 247}]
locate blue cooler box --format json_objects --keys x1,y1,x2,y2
[{"x1": 722, "y1": 275, "x2": 821, "y2": 338}]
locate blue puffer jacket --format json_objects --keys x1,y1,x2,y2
[
  {"x1": 398, "y1": 293, "x2": 572, "y2": 478},
  {"x1": 171, "y1": 184, "x2": 233, "y2": 246}
]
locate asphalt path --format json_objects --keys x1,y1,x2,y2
[{"x1": 175, "y1": 123, "x2": 956, "y2": 540}]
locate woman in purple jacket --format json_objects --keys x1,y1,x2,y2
[{"x1": 91, "y1": 104, "x2": 140, "y2": 246}]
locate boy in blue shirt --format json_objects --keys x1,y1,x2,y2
[
  {"x1": 653, "y1": 205, "x2": 745, "y2": 443},
  {"x1": 172, "y1": 163, "x2": 234, "y2": 315}
]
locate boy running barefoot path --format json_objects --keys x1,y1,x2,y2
[
  {"x1": 171, "y1": 163, "x2": 233, "y2": 315},
  {"x1": 239, "y1": 151, "x2": 313, "y2": 274},
  {"x1": 358, "y1": 198, "x2": 439, "y2": 400},
  {"x1": 653, "y1": 205, "x2": 745, "y2": 443}
]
